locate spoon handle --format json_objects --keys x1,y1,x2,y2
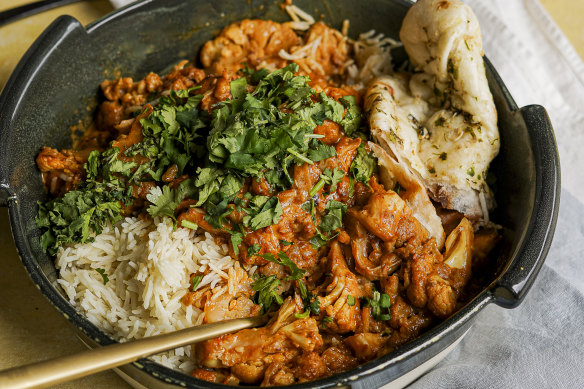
[{"x1": 0, "y1": 315, "x2": 267, "y2": 389}]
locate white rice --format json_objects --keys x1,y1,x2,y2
[{"x1": 56, "y1": 216, "x2": 242, "y2": 372}]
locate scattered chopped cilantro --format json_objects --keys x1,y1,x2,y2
[
  {"x1": 362, "y1": 291, "x2": 391, "y2": 321},
  {"x1": 322, "y1": 168, "x2": 345, "y2": 194},
  {"x1": 308, "y1": 177, "x2": 327, "y2": 198},
  {"x1": 251, "y1": 275, "x2": 283, "y2": 313},
  {"x1": 321, "y1": 315, "x2": 334, "y2": 329},
  {"x1": 339, "y1": 95, "x2": 362, "y2": 136},
  {"x1": 294, "y1": 310, "x2": 311, "y2": 319},
  {"x1": 181, "y1": 220, "x2": 198, "y2": 230},
  {"x1": 247, "y1": 244, "x2": 261, "y2": 257},
  {"x1": 147, "y1": 178, "x2": 197, "y2": 220},
  {"x1": 244, "y1": 196, "x2": 283, "y2": 231},
  {"x1": 230, "y1": 231, "x2": 244, "y2": 257},
  {"x1": 347, "y1": 295, "x2": 356, "y2": 306},
  {"x1": 36, "y1": 188, "x2": 126, "y2": 256},
  {"x1": 96, "y1": 268, "x2": 109, "y2": 285},
  {"x1": 36, "y1": 63, "x2": 364, "y2": 256},
  {"x1": 190, "y1": 275, "x2": 202, "y2": 291},
  {"x1": 261, "y1": 252, "x2": 305, "y2": 281},
  {"x1": 319, "y1": 200, "x2": 347, "y2": 233},
  {"x1": 350, "y1": 144, "x2": 377, "y2": 185},
  {"x1": 297, "y1": 278, "x2": 320, "y2": 315},
  {"x1": 307, "y1": 143, "x2": 336, "y2": 162},
  {"x1": 393, "y1": 182, "x2": 405, "y2": 195}
]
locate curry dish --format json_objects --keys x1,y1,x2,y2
[{"x1": 35, "y1": 0, "x2": 500, "y2": 386}]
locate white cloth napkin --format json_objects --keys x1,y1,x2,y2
[{"x1": 410, "y1": 0, "x2": 584, "y2": 387}]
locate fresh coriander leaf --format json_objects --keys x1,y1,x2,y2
[
  {"x1": 362, "y1": 290, "x2": 392, "y2": 321},
  {"x1": 394, "y1": 182, "x2": 405, "y2": 195},
  {"x1": 319, "y1": 200, "x2": 347, "y2": 232},
  {"x1": 85, "y1": 150, "x2": 100, "y2": 178},
  {"x1": 350, "y1": 144, "x2": 377, "y2": 185},
  {"x1": 347, "y1": 295, "x2": 356, "y2": 306},
  {"x1": 248, "y1": 244, "x2": 261, "y2": 257},
  {"x1": 190, "y1": 275, "x2": 202, "y2": 291},
  {"x1": 320, "y1": 316, "x2": 333, "y2": 329},
  {"x1": 260, "y1": 252, "x2": 305, "y2": 281},
  {"x1": 247, "y1": 196, "x2": 282, "y2": 231},
  {"x1": 307, "y1": 143, "x2": 336, "y2": 162},
  {"x1": 294, "y1": 310, "x2": 311, "y2": 319},
  {"x1": 181, "y1": 220, "x2": 198, "y2": 230},
  {"x1": 322, "y1": 167, "x2": 345, "y2": 194},
  {"x1": 230, "y1": 77, "x2": 247, "y2": 102},
  {"x1": 36, "y1": 189, "x2": 124, "y2": 256},
  {"x1": 96, "y1": 268, "x2": 109, "y2": 285},
  {"x1": 230, "y1": 232, "x2": 244, "y2": 257},
  {"x1": 309, "y1": 234, "x2": 328, "y2": 250},
  {"x1": 146, "y1": 186, "x2": 178, "y2": 219},
  {"x1": 147, "y1": 178, "x2": 197, "y2": 220},
  {"x1": 308, "y1": 177, "x2": 326, "y2": 198},
  {"x1": 204, "y1": 197, "x2": 233, "y2": 229},
  {"x1": 252, "y1": 275, "x2": 283, "y2": 313},
  {"x1": 297, "y1": 279, "x2": 321, "y2": 315},
  {"x1": 339, "y1": 95, "x2": 362, "y2": 136}
]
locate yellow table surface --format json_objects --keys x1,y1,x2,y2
[{"x1": 0, "y1": 0, "x2": 581, "y2": 388}]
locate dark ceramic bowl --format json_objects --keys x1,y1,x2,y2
[{"x1": 0, "y1": 0, "x2": 560, "y2": 388}]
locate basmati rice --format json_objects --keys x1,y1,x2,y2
[{"x1": 56, "y1": 216, "x2": 243, "y2": 372}]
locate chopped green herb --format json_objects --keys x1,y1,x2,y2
[
  {"x1": 251, "y1": 275, "x2": 283, "y2": 313},
  {"x1": 393, "y1": 182, "x2": 405, "y2": 195},
  {"x1": 37, "y1": 189, "x2": 125, "y2": 256},
  {"x1": 190, "y1": 275, "x2": 202, "y2": 291},
  {"x1": 347, "y1": 295, "x2": 356, "y2": 306},
  {"x1": 96, "y1": 268, "x2": 109, "y2": 285},
  {"x1": 309, "y1": 177, "x2": 327, "y2": 198},
  {"x1": 319, "y1": 200, "x2": 347, "y2": 233},
  {"x1": 439, "y1": 152, "x2": 448, "y2": 161},
  {"x1": 36, "y1": 63, "x2": 363, "y2": 255},
  {"x1": 294, "y1": 310, "x2": 311, "y2": 319},
  {"x1": 180, "y1": 220, "x2": 198, "y2": 230},
  {"x1": 261, "y1": 252, "x2": 305, "y2": 281},
  {"x1": 147, "y1": 178, "x2": 197, "y2": 220},
  {"x1": 350, "y1": 144, "x2": 377, "y2": 185},
  {"x1": 322, "y1": 167, "x2": 345, "y2": 194},
  {"x1": 348, "y1": 176, "x2": 355, "y2": 197},
  {"x1": 230, "y1": 232, "x2": 244, "y2": 257},
  {"x1": 248, "y1": 244, "x2": 261, "y2": 257},
  {"x1": 467, "y1": 167, "x2": 475, "y2": 177},
  {"x1": 362, "y1": 291, "x2": 391, "y2": 321},
  {"x1": 339, "y1": 95, "x2": 362, "y2": 136},
  {"x1": 321, "y1": 316, "x2": 334, "y2": 328}
]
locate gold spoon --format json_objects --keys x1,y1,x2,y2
[{"x1": 0, "y1": 315, "x2": 268, "y2": 389}]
